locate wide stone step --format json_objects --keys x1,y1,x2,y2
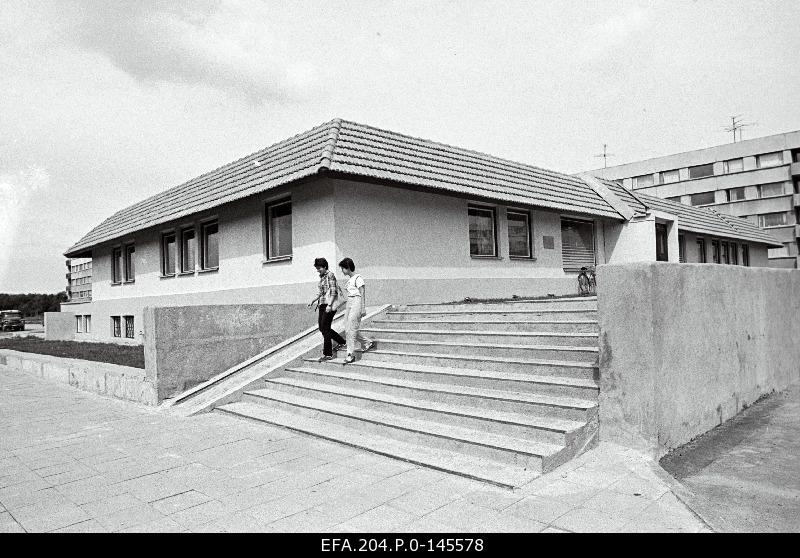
[
  {"x1": 370, "y1": 319, "x2": 599, "y2": 333},
  {"x1": 360, "y1": 327, "x2": 598, "y2": 347},
  {"x1": 280, "y1": 366, "x2": 589, "y2": 444},
  {"x1": 399, "y1": 298, "x2": 597, "y2": 311},
  {"x1": 264, "y1": 374, "x2": 595, "y2": 421},
  {"x1": 215, "y1": 401, "x2": 542, "y2": 488},
  {"x1": 360, "y1": 349, "x2": 599, "y2": 380},
  {"x1": 370, "y1": 338, "x2": 598, "y2": 363},
  {"x1": 302, "y1": 358, "x2": 599, "y2": 400},
  {"x1": 385, "y1": 309, "x2": 598, "y2": 322},
  {"x1": 238, "y1": 389, "x2": 564, "y2": 470}
]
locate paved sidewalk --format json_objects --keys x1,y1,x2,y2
[
  {"x1": 661, "y1": 382, "x2": 800, "y2": 532},
  {"x1": 0, "y1": 366, "x2": 708, "y2": 533}
]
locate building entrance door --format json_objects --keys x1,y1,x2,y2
[{"x1": 656, "y1": 223, "x2": 668, "y2": 261}]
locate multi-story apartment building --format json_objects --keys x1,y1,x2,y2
[
  {"x1": 590, "y1": 130, "x2": 800, "y2": 268},
  {"x1": 66, "y1": 258, "x2": 92, "y2": 301}
]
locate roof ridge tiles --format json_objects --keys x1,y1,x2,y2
[{"x1": 318, "y1": 118, "x2": 343, "y2": 171}]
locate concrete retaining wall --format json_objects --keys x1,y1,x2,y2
[
  {"x1": 143, "y1": 303, "x2": 313, "y2": 402},
  {"x1": 0, "y1": 349, "x2": 156, "y2": 405},
  {"x1": 597, "y1": 262, "x2": 800, "y2": 457},
  {"x1": 44, "y1": 312, "x2": 76, "y2": 341}
]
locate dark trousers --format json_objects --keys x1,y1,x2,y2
[{"x1": 318, "y1": 304, "x2": 346, "y2": 356}]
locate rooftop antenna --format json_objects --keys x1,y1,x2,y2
[
  {"x1": 594, "y1": 144, "x2": 614, "y2": 168},
  {"x1": 723, "y1": 115, "x2": 756, "y2": 142}
]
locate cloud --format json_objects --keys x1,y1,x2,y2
[{"x1": 53, "y1": 0, "x2": 322, "y2": 102}]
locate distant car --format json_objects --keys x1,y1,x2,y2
[{"x1": 0, "y1": 310, "x2": 25, "y2": 331}]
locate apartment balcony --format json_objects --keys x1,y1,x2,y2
[
  {"x1": 791, "y1": 162, "x2": 800, "y2": 177},
  {"x1": 794, "y1": 193, "x2": 800, "y2": 208}
]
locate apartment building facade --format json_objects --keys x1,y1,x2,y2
[{"x1": 591, "y1": 130, "x2": 800, "y2": 268}]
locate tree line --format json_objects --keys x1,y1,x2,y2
[{"x1": 0, "y1": 293, "x2": 67, "y2": 316}]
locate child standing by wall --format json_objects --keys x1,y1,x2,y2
[{"x1": 338, "y1": 257, "x2": 374, "y2": 364}]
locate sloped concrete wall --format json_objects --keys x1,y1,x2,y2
[
  {"x1": 144, "y1": 303, "x2": 313, "y2": 402},
  {"x1": 597, "y1": 262, "x2": 800, "y2": 457}
]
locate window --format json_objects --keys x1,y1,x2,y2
[
  {"x1": 696, "y1": 237, "x2": 706, "y2": 263},
  {"x1": 730, "y1": 243, "x2": 738, "y2": 265},
  {"x1": 201, "y1": 221, "x2": 219, "y2": 269},
  {"x1": 112, "y1": 247, "x2": 122, "y2": 283},
  {"x1": 727, "y1": 187, "x2": 746, "y2": 202},
  {"x1": 723, "y1": 158, "x2": 743, "y2": 173},
  {"x1": 721, "y1": 241, "x2": 730, "y2": 264},
  {"x1": 656, "y1": 223, "x2": 668, "y2": 262},
  {"x1": 161, "y1": 232, "x2": 176, "y2": 276},
  {"x1": 76, "y1": 316, "x2": 83, "y2": 333},
  {"x1": 468, "y1": 205, "x2": 496, "y2": 257},
  {"x1": 688, "y1": 163, "x2": 714, "y2": 179},
  {"x1": 561, "y1": 219, "x2": 595, "y2": 271},
  {"x1": 507, "y1": 210, "x2": 532, "y2": 258},
  {"x1": 85, "y1": 315, "x2": 91, "y2": 334},
  {"x1": 633, "y1": 174, "x2": 655, "y2": 188},
  {"x1": 124, "y1": 244, "x2": 135, "y2": 282},
  {"x1": 266, "y1": 200, "x2": 292, "y2": 259},
  {"x1": 690, "y1": 191, "x2": 715, "y2": 206},
  {"x1": 678, "y1": 234, "x2": 686, "y2": 263},
  {"x1": 124, "y1": 316, "x2": 135, "y2": 339},
  {"x1": 711, "y1": 239, "x2": 721, "y2": 263},
  {"x1": 666, "y1": 196, "x2": 682, "y2": 203},
  {"x1": 756, "y1": 152, "x2": 783, "y2": 168},
  {"x1": 742, "y1": 244, "x2": 750, "y2": 266},
  {"x1": 181, "y1": 227, "x2": 196, "y2": 273},
  {"x1": 759, "y1": 183, "x2": 784, "y2": 198},
  {"x1": 758, "y1": 212, "x2": 788, "y2": 228},
  {"x1": 659, "y1": 170, "x2": 680, "y2": 184},
  {"x1": 112, "y1": 316, "x2": 121, "y2": 338}
]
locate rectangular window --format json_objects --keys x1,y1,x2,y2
[
  {"x1": 690, "y1": 191, "x2": 715, "y2": 206},
  {"x1": 696, "y1": 238, "x2": 706, "y2": 263},
  {"x1": 758, "y1": 212, "x2": 788, "y2": 228},
  {"x1": 678, "y1": 234, "x2": 686, "y2": 263},
  {"x1": 723, "y1": 158, "x2": 743, "y2": 173},
  {"x1": 112, "y1": 247, "x2": 122, "y2": 283},
  {"x1": 730, "y1": 242, "x2": 738, "y2": 265},
  {"x1": 721, "y1": 241, "x2": 730, "y2": 264},
  {"x1": 181, "y1": 227, "x2": 196, "y2": 273},
  {"x1": 76, "y1": 316, "x2": 83, "y2": 333},
  {"x1": 727, "y1": 187, "x2": 746, "y2": 202},
  {"x1": 656, "y1": 223, "x2": 669, "y2": 262},
  {"x1": 659, "y1": 170, "x2": 680, "y2": 184},
  {"x1": 124, "y1": 316, "x2": 134, "y2": 339},
  {"x1": 124, "y1": 244, "x2": 135, "y2": 282},
  {"x1": 468, "y1": 205, "x2": 497, "y2": 257},
  {"x1": 85, "y1": 315, "x2": 91, "y2": 334},
  {"x1": 266, "y1": 200, "x2": 292, "y2": 259},
  {"x1": 507, "y1": 210, "x2": 532, "y2": 258},
  {"x1": 161, "y1": 232, "x2": 176, "y2": 276},
  {"x1": 756, "y1": 152, "x2": 783, "y2": 168},
  {"x1": 742, "y1": 244, "x2": 750, "y2": 266},
  {"x1": 688, "y1": 163, "x2": 714, "y2": 179},
  {"x1": 112, "y1": 316, "x2": 121, "y2": 338},
  {"x1": 633, "y1": 174, "x2": 654, "y2": 188},
  {"x1": 711, "y1": 239, "x2": 721, "y2": 263},
  {"x1": 201, "y1": 221, "x2": 219, "y2": 269},
  {"x1": 666, "y1": 196, "x2": 682, "y2": 203},
  {"x1": 758, "y1": 183, "x2": 784, "y2": 198},
  {"x1": 561, "y1": 218, "x2": 595, "y2": 271}
]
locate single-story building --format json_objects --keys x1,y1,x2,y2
[{"x1": 62, "y1": 119, "x2": 781, "y2": 344}]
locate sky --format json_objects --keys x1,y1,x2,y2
[{"x1": 1, "y1": 0, "x2": 799, "y2": 293}]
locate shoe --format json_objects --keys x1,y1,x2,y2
[
  {"x1": 362, "y1": 341, "x2": 375, "y2": 353},
  {"x1": 332, "y1": 343, "x2": 345, "y2": 352},
  {"x1": 317, "y1": 355, "x2": 334, "y2": 362},
  {"x1": 343, "y1": 354, "x2": 355, "y2": 365}
]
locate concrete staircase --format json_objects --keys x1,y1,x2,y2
[{"x1": 215, "y1": 297, "x2": 600, "y2": 489}]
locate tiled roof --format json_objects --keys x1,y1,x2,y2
[
  {"x1": 65, "y1": 119, "x2": 624, "y2": 256},
  {"x1": 635, "y1": 192, "x2": 783, "y2": 247},
  {"x1": 597, "y1": 178, "x2": 648, "y2": 216}
]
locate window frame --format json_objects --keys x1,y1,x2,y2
[
  {"x1": 678, "y1": 234, "x2": 686, "y2": 263},
  {"x1": 633, "y1": 174, "x2": 655, "y2": 188},
  {"x1": 742, "y1": 244, "x2": 750, "y2": 266},
  {"x1": 180, "y1": 226, "x2": 197, "y2": 274},
  {"x1": 265, "y1": 199, "x2": 293, "y2": 261},
  {"x1": 758, "y1": 183, "x2": 785, "y2": 199},
  {"x1": 658, "y1": 169, "x2": 680, "y2": 184},
  {"x1": 721, "y1": 241, "x2": 730, "y2": 264},
  {"x1": 468, "y1": 204, "x2": 498, "y2": 258},
  {"x1": 112, "y1": 316, "x2": 121, "y2": 338},
  {"x1": 123, "y1": 244, "x2": 135, "y2": 283},
  {"x1": 727, "y1": 187, "x2": 746, "y2": 202},
  {"x1": 689, "y1": 191, "x2": 716, "y2": 206},
  {"x1": 506, "y1": 209, "x2": 534, "y2": 260},
  {"x1": 111, "y1": 247, "x2": 123, "y2": 284},
  {"x1": 688, "y1": 163, "x2": 715, "y2": 179},
  {"x1": 200, "y1": 220, "x2": 219, "y2": 271},
  {"x1": 560, "y1": 217, "x2": 596, "y2": 272},
  {"x1": 758, "y1": 212, "x2": 788, "y2": 228},
  {"x1": 85, "y1": 315, "x2": 91, "y2": 334},
  {"x1": 124, "y1": 316, "x2": 135, "y2": 339},
  {"x1": 723, "y1": 158, "x2": 744, "y2": 174},
  {"x1": 76, "y1": 315, "x2": 83, "y2": 333},
  {"x1": 711, "y1": 239, "x2": 721, "y2": 264},
  {"x1": 696, "y1": 237, "x2": 707, "y2": 263},
  {"x1": 756, "y1": 152, "x2": 783, "y2": 169},
  {"x1": 730, "y1": 242, "x2": 738, "y2": 265},
  {"x1": 161, "y1": 231, "x2": 177, "y2": 277}
]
